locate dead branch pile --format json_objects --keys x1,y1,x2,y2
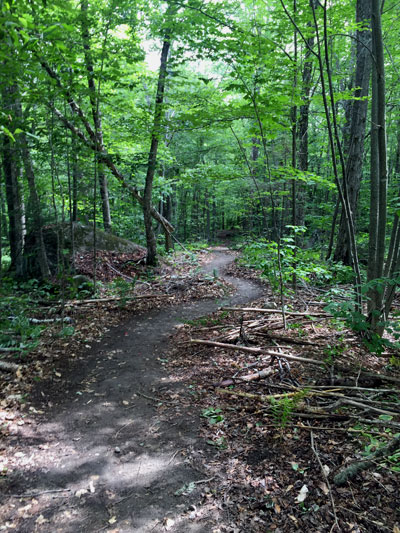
[{"x1": 188, "y1": 304, "x2": 400, "y2": 485}]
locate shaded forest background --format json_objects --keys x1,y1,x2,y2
[{"x1": 1, "y1": 0, "x2": 400, "y2": 345}]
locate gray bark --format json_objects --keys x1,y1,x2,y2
[
  {"x1": 367, "y1": 0, "x2": 388, "y2": 330},
  {"x1": 334, "y1": 0, "x2": 372, "y2": 265}
]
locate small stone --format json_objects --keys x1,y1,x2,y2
[{"x1": 114, "y1": 447, "x2": 121, "y2": 454}]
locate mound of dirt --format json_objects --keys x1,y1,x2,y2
[{"x1": 24, "y1": 223, "x2": 146, "y2": 277}]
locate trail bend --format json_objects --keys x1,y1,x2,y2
[{"x1": 4, "y1": 249, "x2": 264, "y2": 532}]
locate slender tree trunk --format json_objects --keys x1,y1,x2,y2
[
  {"x1": 334, "y1": 0, "x2": 372, "y2": 265},
  {"x1": 1, "y1": 87, "x2": 24, "y2": 277},
  {"x1": 368, "y1": 0, "x2": 388, "y2": 331},
  {"x1": 19, "y1": 133, "x2": 50, "y2": 278},
  {"x1": 143, "y1": 14, "x2": 173, "y2": 265},
  {"x1": 10, "y1": 93, "x2": 51, "y2": 279},
  {"x1": 163, "y1": 194, "x2": 173, "y2": 251},
  {"x1": 81, "y1": 0, "x2": 112, "y2": 233},
  {"x1": 72, "y1": 151, "x2": 80, "y2": 223},
  {"x1": 212, "y1": 194, "x2": 217, "y2": 240},
  {"x1": 0, "y1": 177, "x2": 4, "y2": 273}
]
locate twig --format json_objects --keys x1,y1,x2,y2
[
  {"x1": 193, "y1": 476, "x2": 215, "y2": 485},
  {"x1": 105, "y1": 262, "x2": 138, "y2": 282},
  {"x1": 216, "y1": 367, "x2": 273, "y2": 387},
  {"x1": 136, "y1": 391, "x2": 175, "y2": 405},
  {"x1": 216, "y1": 387, "x2": 306, "y2": 402},
  {"x1": 305, "y1": 385, "x2": 400, "y2": 393},
  {"x1": 325, "y1": 396, "x2": 400, "y2": 417},
  {"x1": 360, "y1": 371, "x2": 400, "y2": 386},
  {"x1": 252, "y1": 331, "x2": 318, "y2": 345},
  {"x1": 114, "y1": 420, "x2": 134, "y2": 438},
  {"x1": 262, "y1": 424, "x2": 389, "y2": 436},
  {"x1": 310, "y1": 431, "x2": 340, "y2": 532}
]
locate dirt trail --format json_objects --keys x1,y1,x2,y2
[{"x1": 2, "y1": 249, "x2": 264, "y2": 532}]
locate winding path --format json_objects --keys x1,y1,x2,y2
[{"x1": 5, "y1": 249, "x2": 264, "y2": 532}]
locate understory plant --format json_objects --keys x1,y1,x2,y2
[
  {"x1": 269, "y1": 390, "x2": 309, "y2": 429},
  {"x1": 241, "y1": 231, "x2": 354, "y2": 294}
]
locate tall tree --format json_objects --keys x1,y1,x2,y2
[
  {"x1": 367, "y1": 0, "x2": 388, "y2": 330},
  {"x1": 333, "y1": 0, "x2": 372, "y2": 265},
  {"x1": 80, "y1": 0, "x2": 112, "y2": 233},
  {"x1": 143, "y1": 4, "x2": 175, "y2": 266},
  {"x1": 1, "y1": 85, "x2": 24, "y2": 277}
]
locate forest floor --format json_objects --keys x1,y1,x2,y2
[{"x1": 0, "y1": 248, "x2": 399, "y2": 532}]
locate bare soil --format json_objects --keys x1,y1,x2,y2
[{"x1": 0, "y1": 249, "x2": 264, "y2": 532}]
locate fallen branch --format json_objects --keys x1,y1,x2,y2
[
  {"x1": 12, "y1": 488, "x2": 71, "y2": 498},
  {"x1": 8, "y1": 316, "x2": 72, "y2": 324},
  {"x1": 40, "y1": 294, "x2": 169, "y2": 307},
  {"x1": 217, "y1": 389, "x2": 350, "y2": 420},
  {"x1": 217, "y1": 367, "x2": 273, "y2": 387},
  {"x1": 29, "y1": 317, "x2": 73, "y2": 324},
  {"x1": 253, "y1": 332, "x2": 318, "y2": 346},
  {"x1": 222, "y1": 307, "x2": 332, "y2": 318},
  {"x1": 306, "y1": 385, "x2": 400, "y2": 393},
  {"x1": 354, "y1": 416, "x2": 400, "y2": 430},
  {"x1": 190, "y1": 338, "x2": 324, "y2": 366},
  {"x1": 216, "y1": 387, "x2": 303, "y2": 402},
  {"x1": 0, "y1": 361, "x2": 21, "y2": 372},
  {"x1": 321, "y1": 394, "x2": 400, "y2": 418},
  {"x1": 360, "y1": 371, "x2": 400, "y2": 386},
  {"x1": 334, "y1": 434, "x2": 400, "y2": 486},
  {"x1": 105, "y1": 262, "x2": 138, "y2": 282}
]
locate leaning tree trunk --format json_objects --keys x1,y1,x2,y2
[
  {"x1": 143, "y1": 25, "x2": 172, "y2": 266},
  {"x1": 334, "y1": 0, "x2": 372, "y2": 265}
]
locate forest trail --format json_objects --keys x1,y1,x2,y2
[{"x1": 2, "y1": 249, "x2": 264, "y2": 532}]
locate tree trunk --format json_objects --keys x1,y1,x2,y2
[
  {"x1": 1, "y1": 86, "x2": 24, "y2": 277},
  {"x1": 143, "y1": 30, "x2": 172, "y2": 265},
  {"x1": 19, "y1": 133, "x2": 50, "y2": 279},
  {"x1": 0, "y1": 178, "x2": 4, "y2": 273},
  {"x1": 367, "y1": 0, "x2": 388, "y2": 331},
  {"x1": 297, "y1": 25, "x2": 314, "y2": 232},
  {"x1": 81, "y1": 0, "x2": 112, "y2": 233},
  {"x1": 334, "y1": 0, "x2": 372, "y2": 265}
]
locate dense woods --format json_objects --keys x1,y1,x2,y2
[
  {"x1": 1, "y1": 2, "x2": 400, "y2": 531},
  {"x1": 1, "y1": 0, "x2": 400, "y2": 341}
]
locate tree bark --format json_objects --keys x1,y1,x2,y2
[
  {"x1": 367, "y1": 0, "x2": 388, "y2": 330},
  {"x1": 19, "y1": 133, "x2": 50, "y2": 279},
  {"x1": 334, "y1": 0, "x2": 372, "y2": 265},
  {"x1": 1, "y1": 85, "x2": 24, "y2": 277},
  {"x1": 143, "y1": 32, "x2": 172, "y2": 265}
]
